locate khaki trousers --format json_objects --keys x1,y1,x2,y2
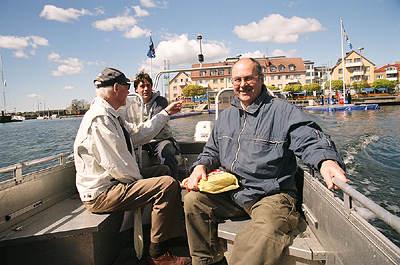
[
  {"x1": 83, "y1": 165, "x2": 185, "y2": 243},
  {"x1": 184, "y1": 192, "x2": 299, "y2": 265}
]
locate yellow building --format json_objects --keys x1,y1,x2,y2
[
  {"x1": 331, "y1": 50, "x2": 375, "y2": 87},
  {"x1": 168, "y1": 72, "x2": 191, "y2": 102},
  {"x1": 167, "y1": 57, "x2": 308, "y2": 103}
]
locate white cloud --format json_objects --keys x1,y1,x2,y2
[
  {"x1": 132, "y1": 6, "x2": 149, "y2": 17},
  {"x1": 270, "y1": 48, "x2": 298, "y2": 57},
  {"x1": 27, "y1": 94, "x2": 41, "y2": 98},
  {"x1": 62, "y1": 86, "x2": 74, "y2": 90},
  {"x1": 139, "y1": 34, "x2": 230, "y2": 73},
  {"x1": 140, "y1": 0, "x2": 157, "y2": 8},
  {"x1": 39, "y1": 5, "x2": 93, "y2": 23},
  {"x1": 48, "y1": 52, "x2": 84, "y2": 76},
  {"x1": 92, "y1": 15, "x2": 137, "y2": 32},
  {"x1": 124, "y1": 25, "x2": 151, "y2": 39},
  {"x1": 233, "y1": 14, "x2": 325, "y2": 44},
  {"x1": 0, "y1": 35, "x2": 49, "y2": 58}
]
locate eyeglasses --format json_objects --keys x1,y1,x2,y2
[
  {"x1": 232, "y1": 75, "x2": 259, "y2": 86},
  {"x1": 119, "y1": 83, "x2": 131, "y2": 89}
]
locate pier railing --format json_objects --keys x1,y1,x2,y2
[{"x1": 0, "y1": 152, "x2": 70, "y2": 183}]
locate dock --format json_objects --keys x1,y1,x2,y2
[{"x1": 302, "y1": 104, "x2": 380, "y2": 112}]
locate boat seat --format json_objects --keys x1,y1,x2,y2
[
  {"x1": 218, "y1": 215, "x2": 327, "y2": 264},
  {"x1": 0, "y1": 194, "x2": 130, "y2": 265}
]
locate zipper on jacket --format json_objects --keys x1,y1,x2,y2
[{"x1": 231, "y1": 111, "x2": 247, "y2": 171}]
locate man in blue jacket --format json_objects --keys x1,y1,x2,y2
[{"x1": 184, "y1": 58, "x2": 348, "y2": 265}]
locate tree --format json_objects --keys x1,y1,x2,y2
[
  {"x1": 70, "y1": 99, "x2": 88, "y2": 114},
  {"x1": 324, "y1": 80, "x2": 343, "y2": 91},
  {"x1": 182, "y1": 84, "x2": 206, "y2": 98},
  {"x1": 352, "y1": 80, "x2": 369, "y2": 90},
  {"x1": 304, "y1": 83, "x2": 321, "y2": 91},
  {"x1": 266, "y1": 85, "x2": 279, "y2": 90},
  {"x1": 372, "y1": 79, "x2": 397, "y2": 89}
]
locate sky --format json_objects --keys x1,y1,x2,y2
[{"x1": 0, "y1": 0, "x2": 399, "y2": 112}]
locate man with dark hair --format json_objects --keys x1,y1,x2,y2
[
  {"x1": 184, "y1": 58, "x2": 348, "y2": 265},
  {"x1": 119, "y1": 70, "x2": 181, "y2": 182},
  {"x1": 74, "y1": 67, "x2": 190, "y2": 265}
]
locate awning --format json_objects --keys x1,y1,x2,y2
[
  {"x1": 376, "y1": 87, "x2": 386, "y2": 91},
  {"x1": 363, "y1": 88, "x2": 374, "y2": 92},
  {"x1": 293, "y1": 92, "x2": 306, "y2": 95}
]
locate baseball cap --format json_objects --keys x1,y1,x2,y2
[{"x1": 94, "y1": 67, "x2": 133, "y2": 88}]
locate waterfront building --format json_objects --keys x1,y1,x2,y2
[
  {"x1": 374, "y1": 62, "x2": 400, "y2": 83},
  {"x1": 331, "y1": 50, "x2": 375, "y2": 88},
  {"x1": 303, "y1": 60, "x2": 316, "y2": 85},
  {"x1": 168, "y1": 71, "x2": 191, "y2": 102}
]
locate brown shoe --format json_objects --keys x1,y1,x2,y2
[{"x1": 146, "y1": 252, "x2": 191, "y2": 265}]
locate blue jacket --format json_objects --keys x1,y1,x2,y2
[{"x1": 192, "y1": 86, "x2": 345, "y2": 207}]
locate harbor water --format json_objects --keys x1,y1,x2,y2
[{"x1": 0, "y1": 105, "x2": 399, "y2": 246}]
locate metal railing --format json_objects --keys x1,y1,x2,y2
[
  {"x1": 332, "y1": 176, "x2": 400, "y2": 234},
  {"x1": 0, "y1": 152, "x2": 70, "y2": 184}
]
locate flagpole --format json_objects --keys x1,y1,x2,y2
[
  {"x1": 150, "y1": 32, "x2": 152, "y2": 78},
  {"x1": 340, "y1": 18, "x2": 346, "y2": 98}
]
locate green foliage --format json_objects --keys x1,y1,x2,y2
[
  {"x1": 70, "y1": 99, "x2": 88, "y2": 113},
  {"x1": 292, "y1": 84, "x2": 302, "y2": 92},
  {"x1": 324, "y1": 80, "x2": 343, "y2": 90},
  {"x1": 352, "y1": 80, "x2": 369, "y2": 89},
  {"x1": 182, "y1": 84, "x2": 206, "y2": 98},
  {"x1": 372, "y1": 79, "x2": 398, "y2": 89},
  {"x1": 266, "y1": 85, "x2": 279, "y2": 90},
  {"x1": 303, "y1": 83, "x2": 321, "y2": 91}
]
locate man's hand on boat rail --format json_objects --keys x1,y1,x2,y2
[
  {"x1": 319, "y1": 160, "x2": 347, "y2": 190},
  {"x1": 165, "y1": 100, "x2": 184, "y2": 116},
  {"x1": 186, "y1": 165, "x2": 208, "y2": 191}
]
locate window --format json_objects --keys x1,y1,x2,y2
[
  {"x1": 294, "y1": 74, "x2": 300, "y2": 79},
  {"x1": 289, "y1": 64, "x2": 296, "y2": 71},
  {"x1": 206, "y1": 79, "x2": 210, "y2": 84},
  {"x1": 213, "y1": 79, "x2": 218, "y2": 84},
  {"x1": 196, "y1": 80, "x2": 202, "y2": 84},
  {"x1": 306, "y1": 80, "x2": 311, "y2": 84},
  {"x1": 365, "y1": 76, "x2": 370, "y2": 80},
  {"x1": 218, "y1": 69, "x2": 224, "y2": 75},
  {"x1": 305, "y1": 65, "x2": 310, "y2": 70},
  {"x1": 220, "y1": 78, "x2": 224, "y2": 83},
  {"x1": 210, "y1": 70, "x2": 216, "y2": 76},
  {"x1": 200, "y1": 70, "x2": 206, "y2": 76},
  {"x1": 365, "y1": 66, "x2": 370, "y2": 72},
  {"x1": 306, "y1": 72, "x2": 311, "y2": 77},
  {"x1": 173, "y1": 86, "x2": 177, "y2": 90},
  {"x1": 377, "y1": 75, "x2": 383, "y2": 79},
  {"x1": 286, "y1": 75, "x2": 290, "y2": 79},
  {"x1": 278, "y1": 65, "x2": 285, "y2": 72},
  {"x1": 270, "y1": 66, "x2": 277, "y2": 72},
  {"x1": 174, "y1": 79, "x2": 178, "y2": 83},
  {"x1": 271, "y1": 76, "x2": 275, "y2": 80},
  {"x1": 173, "y1": 93, "x2": 177, "y2": 98},
  {"x1": 339, "y1": 69, "x2": 343, "y2": 74},
  {"x1": 278, "y1": 75, "x2": 282, "y2": 80},
  {"x1": 354, "y1": 58, "x2": 361, "y2": 63},
  {"x1": 350, "y1": 76, "x2": 358, "y2": 81},
  {"x1": 345, "y1": 59, "x2": 352, "y2": 64}
]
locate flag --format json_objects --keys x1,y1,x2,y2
[
  {"x1": 342, "y1": 23, "x2": 353, "y2": 50},
  {"x1": 147, "y1": 36, "x2": 155, "y2": 58}
]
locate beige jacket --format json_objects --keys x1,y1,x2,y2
[{"x1": 74, "y1": 97, "x2": 169, "y2": 201}]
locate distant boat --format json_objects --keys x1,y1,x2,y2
[{"x1": 0, "y1": 53, "x2": 22, "y2": 123}]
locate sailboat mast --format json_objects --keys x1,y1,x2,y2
[{"x1": 1, "y1": 53, "x2": 6, "y2": 114}]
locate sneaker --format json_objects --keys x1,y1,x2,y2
[{"x1": 146, "y1": 252, "x2": 191, "y2": 265}]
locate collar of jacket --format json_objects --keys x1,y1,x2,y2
[
  {"x1": 91, "y1": 96, "x2": 119, "y2": 120},
  {"x1": 231, "y1": 84, "x2": 272, "y2": 114},
  {"x1": 146, "y1": 90, "x2": 161, "y2": 106}
]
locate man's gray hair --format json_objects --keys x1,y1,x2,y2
[
  {"x1": 96, "y1": 85, "x2": 113, "y2": 100},
  {"x1": 232, "y1": 58, "x2": 263, "y2": 76}
]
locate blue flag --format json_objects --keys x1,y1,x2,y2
[
  {"x1": 147, "y1": 36, "x2": 156, "y2": 58},
  {"x1": 342, "y1": 23, "x2": 353, "y2": 50}
]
